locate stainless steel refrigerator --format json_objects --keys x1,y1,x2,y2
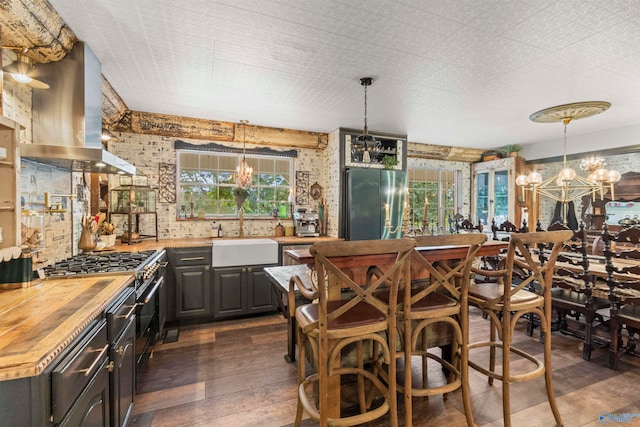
[{"x1": 345, "y1": 168, "x2": 407, "y2": 240}]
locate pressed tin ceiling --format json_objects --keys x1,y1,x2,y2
[{"x1": 46, "y1": 0, "x2": 640, "y2": 150}]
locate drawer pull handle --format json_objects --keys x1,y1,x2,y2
[
  {"x1": 180, "y1": 256, "x2": 204, "y2": 261},
  {"x1": 117, "y1": 304, "x2": 137, "y2": 320},
  {"x1": 116, "y1": 345, "x2": 125, "y2": 356},
  {"x1": 81, "y1": 344, "x2": 109, "y2": 377},
  {"x1": 107, "y1": 361, "x2": 114, "y2": 372}
]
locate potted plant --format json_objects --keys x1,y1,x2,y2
[
  {"x1": 502, "y1": 144, "x2": 522, "y2": 157},
  {"x1": 381, "y1": 155, "x2": 398, "y2": 170},
  {"x1": 233, "y1": 186, "x2": 249, "y2": 209}
]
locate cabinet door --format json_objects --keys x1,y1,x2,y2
[
  {"x1": 58, "y1": 358, "x2": 110, "y2": 427},
  {"x1": 175, "y1": 266, "x2": 211, "y2": 319},
  {"x1": 212, "y1": 267, "x2": 245, "y2": 318},
  {"x1": 110, "y1": 317, "x2": 135, "y2": 427},
  {"x1": 246, "y1": 265, "x2": 278, "y2": 313}
]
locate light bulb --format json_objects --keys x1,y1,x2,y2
[
  {"x1": 10, "y1": 73, "x2": 32, "y2": 83},
  {"x1": 558, "y1": 167, "x2": 576, "y2": 182},
  {"x1": 593, "y1": 168, "x2": 609, "y2": 182},
  {"x1": 608, "y1": 170, "x2": 621, "y2": 183},
  {"x1": 527, "y1": 172, "x2": 543, "y2": 185}
]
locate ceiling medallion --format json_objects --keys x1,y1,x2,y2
[{"x1": 529, "y1": 101, "x2": 611, "y2": 123}]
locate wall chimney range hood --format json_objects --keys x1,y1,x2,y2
[{"x1": 21, "y1": 42, "x2": 135, "y2": 175}]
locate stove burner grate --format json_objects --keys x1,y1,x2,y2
[{"x1": 43, "y1": 250, "x2": 158, "y2": 277}]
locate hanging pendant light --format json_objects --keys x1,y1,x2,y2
[
  {"x1": 356, "y1": 77, "x2": 381, "y2": 163},
  {"x1": 236, "y1": 120, "x2": 253, "y2": 188},
  {"x1": 2, "y1": 48, "x2": 49, "y2": 89}
]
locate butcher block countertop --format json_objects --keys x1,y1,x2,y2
[
  {"x1": 0, "y1": 236, "x2": 339, "y2": 381},
  {"x1": 0, "y1": 273, "x2": 134, "y2": 381}
]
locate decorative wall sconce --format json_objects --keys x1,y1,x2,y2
[{"x1": 44, "y1": 192, "x2": 75, "y2": 215}]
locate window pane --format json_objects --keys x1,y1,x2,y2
[
  {"x1": 408, "y1": 167, "x2": 461, "y2": 233},
  {"x1": 177, "y1": 150, "x2": 293, "y2": 218}
]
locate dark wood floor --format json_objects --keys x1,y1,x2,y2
[{"x1": 131, "y1": 309, "x2": 640, "y2": 427}]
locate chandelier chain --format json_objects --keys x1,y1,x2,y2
[{"x1": 363, "y1": 83, "x2": 368, "y2": 135}]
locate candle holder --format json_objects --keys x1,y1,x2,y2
[{"x1": 189, "y1": 202, "x2": 195, "y2": 219}]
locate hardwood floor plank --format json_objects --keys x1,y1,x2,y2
[
  {"x1": 131, "y1": 311, "x2": 640, "y2": 427},
  {"x1": 133, "y1": 382, "x2": 206, "y2": 415}
]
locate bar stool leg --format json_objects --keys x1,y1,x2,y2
[
  {"x1": 543, "y1": 311, "x2": 564, "y2": 426},
  {"x1": 502, "y1": 310, "x2": 511, "y2": 427}
]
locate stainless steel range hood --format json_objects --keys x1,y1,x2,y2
[{"x1": 22, "y1": 42, "x2": 135, "y2": 175}]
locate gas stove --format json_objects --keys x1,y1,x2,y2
[
  {"x1": 43, "y1": 250, "x2": 159, "y2": 277},
  {"x1": 43, "y1": 248, "x2": 168, "y2": 369}
]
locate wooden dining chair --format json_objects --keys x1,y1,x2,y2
[
  {"x1": 397, "y1": 233, "x2": 486, "y2": 427},
  {"x1": 294, "y1": 238, "x2": 414, "y2": 427},
  {"x1": 491, "y1": 219, "x2": 527, "y2": 241},
  {"x1": 456, "y1": 217, "x2": 483, "y2": 233},
  {"x1": 541, "y1": 222, "x2": 610, "y2": 360},
  {"x1": 602, "y1": 224, "x2": 640, "y2": 370},
  {"x1": 468, "y1": 229, "x2": 573, "y2": 427}
]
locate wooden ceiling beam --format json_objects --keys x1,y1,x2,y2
[
  {"x1": 407, "y1": 142, "x2": 484, "y2": 163},
  {"x1": 0, "y1": 0, "x2": 75, "y2": 63},
  {"x1": 113, "y1": 110, "x2": 329, "y2": 150}
]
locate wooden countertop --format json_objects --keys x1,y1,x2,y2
[
  {"x1": 105, "y1": 235, "x2": 340, "y2": 252},
  {"x1": 0, "y1": 273, "x2": 134, "y2": 381}
]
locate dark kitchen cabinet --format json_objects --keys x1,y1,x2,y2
[
  {"x1": 166, "y1": 247, "x2": 213, "y2": 321},
  {"x1": 0, "y1": 286, "x2": 137, "y2": 427},
  {"x1": 53, "y1": 319, "x2": 110, "y2": 426},
  {"x1": 175, "y1": 265, "x2": 212, "y2": 318},
  {"x1": 58, "y1": 357, "x2": 111, "y2": 427},
  {"x1": 109, "y1": 317, "x2": 135, "y2": 427},
  {"x1": 212, "y1": 267, "x2": 244, "y2": 317},
  {"x1": 212, "y1": 264, "x2": 278, "y2": 319}
]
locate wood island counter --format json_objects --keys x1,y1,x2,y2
[{"x1": 0, "y1": 273, "x2": 134, "y2": 381}]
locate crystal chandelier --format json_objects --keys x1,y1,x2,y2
[
  {"x1": 516, "y1": 102, "x2": 620, "y2": 212},
  {"x1": 236, "y1": 119, "x2": 253, "y2": 188}
]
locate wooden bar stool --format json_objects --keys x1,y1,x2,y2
[
  {"x1": 468, "y1": 230, "x2": 573, "y2": 427},
  {"x1": 294, "y1": 238, "x2": 414, "y2": 427},
  {"x1": 399, "y1": 233, "x2": 486, "y2": 427}
]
